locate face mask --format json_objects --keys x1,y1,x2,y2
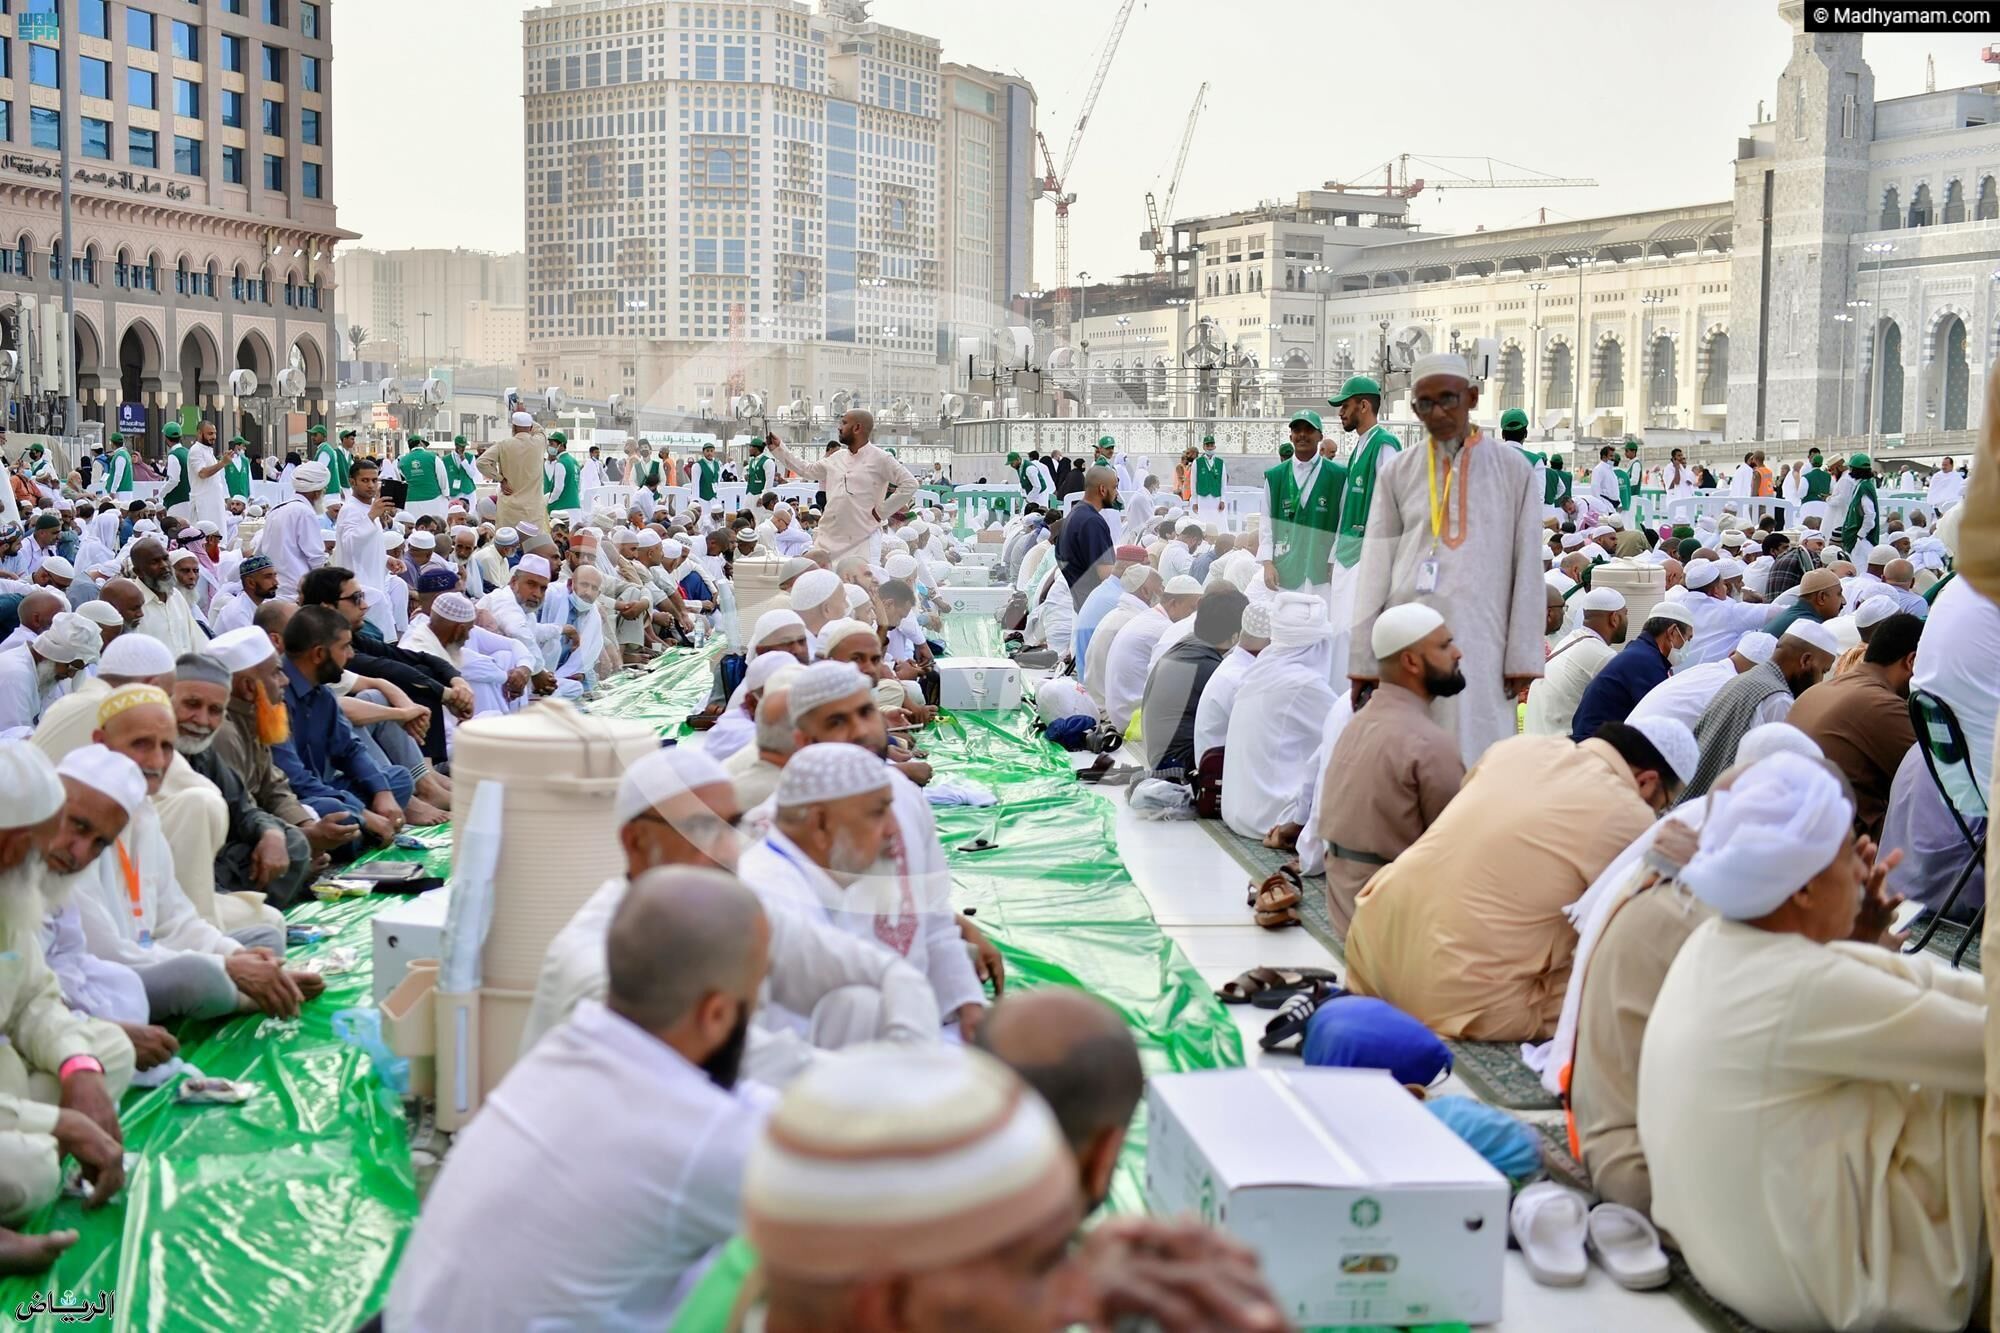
[{"x1": 1667, "y1": 638, "x2": 1688, "y2": 668}]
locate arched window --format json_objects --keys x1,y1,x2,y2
[
  {"x1": 1702, "y1": 332, "x2": 1730, "y2": 406},
  {"x1": 259, "y1": 266, "x2": 272, "y2": 303},
  {"x1": 232, "y1": 264, "x2": 246, "y2": 302},
  {"x1": 1909, "y1": 182, "x2": 1934, "y2": 227},
  {"x1": 115, "y1": 247, "x2": 132, "y2": 289},
  {"x1": 706, "y1": 149, "x2": 733, "y2": 187},
  {"x1": 204, "y1": 259, "x2": 218, "y2": 298},
  {"x1": 1943, "y1": 179, "x2": 1967, "y2": 224},
  {"x1": 1880, "y1": 186, "x2": 1901, "y2": 230},
  {"x1": 175, "y1": 257, "x2": 192, "y2": 296},
  {"x1": 1978, "y1": 177, "x2": 1998, "y2": 221},
  {"x1": 890, "y1": 197, "x2": 906, "y2": 231},
  {"x1": 81, "y1": 243, "x2": 99, "y2": 285},
  {"x1": 1595, "y1": 338, "x2": 1625, "y2": 409}
]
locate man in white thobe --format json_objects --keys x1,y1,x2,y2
[
  {"x1": 1629, "y1": 630, "x2": 1775, "y2": 732},
  {"x1": 1524, "y1": 588, "x2": 1625, "y2": 737},
  {"x1": 333, "y1": 457, "x2": 398, "y2": 641},
  {"x1": 187, "y1": 424, "x2": 230, "y2": 533},
  {"x1": 258, "y1": 461, "x2": 331, "y2": 599},
  {"x1": 1677, "y1": 557, "x2": 1776, "y2": 666},
  {"x1": 1102, "y1": 575, "x2": 1200, "y2": 733},
  {"x1": 1926, "y1": 457, "x2": 1964, "y2": 512},
  {"x1": 127, "y1": 539, "x2": 207, "y2": 658},
  {"x1": 1083, "y1": 566, "x2": 1158, "y2": 711},
  {"x1": 1119, "y1": 477, "x2": 1160, "y2": 544},
  {"x1": 477, "y1": 554, "x2": 567, "y2": 673},
  {"x1": 1221, "y1": 592, "x2": 1338, "y2": 840},
  {"x1": 1191, "y1": 603, "x2": 1269, "y2": 766}
]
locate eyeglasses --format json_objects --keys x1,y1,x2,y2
[
  {"x1": 1412, "y1": 391, "x2": 1463, "y2": 414},
  {"x1": 337, "y1": 592, "x2": 367, "y2": 606}
]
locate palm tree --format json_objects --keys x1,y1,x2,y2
[{"x1": 348, "y1": 324, "x2": 367, "y2": 360}]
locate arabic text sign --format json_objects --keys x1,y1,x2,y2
[
  {"x1": 17, "y1": 14, "x2": 58, "y2": 42},
  {"x1": 13, "y1": 1288, "x2": 114, "y2": 1323}
]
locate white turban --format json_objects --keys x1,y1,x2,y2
[
  {"x1": 752, "y1": 610, "x2": 807, "y2": 647},
  {"x1": 614, "y1": 745, "x2": 731, "y2": 824},
  {"x1": 55, "y1": 742, "x2": 147, "y2": 818},
  {"x1": 1680, "y1": 753, "x2": 1853, "y2": 919},
  {"x1": 774, "y1": 741, "x2": 891, "y2": 808},
  {"x1": 790, "y1": 569, "x2": 844, "y2": 614},
  {"x1": 1737, "y1": 721, "x2": 1822, "y2": 766},
  {"x1": 1734, "y1": 631, "x2": 1778, "y2": 665},
  {"x1": 1371, "y1": 603, "x2": 1444, "y2": 658},
  {"x1": 0, "y1": 741, "x2": 64, "y2": 829},
  {"x1": 1268, "y1": 591, "x2": 1333, "y2": 648},
  {"x1": 292, "y1": 461, "x2": 331, "y2": 492},
  {"x1": 787, "y1": 661, "x2": 869, "y2": 725},
  {"x1": 33, "y1": 612, "x2": 101, "y2": 666},
  {"x1": 207, "y1": 625, "x2": 276, "y2": 674}
]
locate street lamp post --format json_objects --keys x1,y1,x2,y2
[
  {"x1": 1638, "y1": 293, "x2": 1663, "y2": 424},
  {"x1": 625, "y1": 296, "x2": 649, "y2": 410},
  {"x1": 1077, "y1": 271, "x2": 1093, "y2": 414},
  {"x1": 1565, "y1": 255, "x2": 1590, "y2": 445},
  {"x1": 1864, "y1": 240, "x2": 1895, "y2": 452},
  {"x1": 1526, "y1": 280, "x2": 1549, "y2": 430}
]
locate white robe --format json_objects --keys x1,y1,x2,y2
[
  {"x1": 333, "y1": 502, "x2": 396, "y2": 641},
  {"x1": 1523, "y1": 627, "x2": 1614, "y2": 737},
  {"x1": 188, "y1": 443, "x2": 228, "y2": 531},
  {"x1": 74, "y1": 803, "x2": 243, "y2": 983},
  {"x1": 1221, "y1": 640, "x2": 1337, "y2": 839},
  {"x1": 1083, "y1": 594, "x2": 1147, "y2": 708},
  {"x1": 1192, "y1": 645, "x2": 1256, "y2": 762},
  {"x1": 1103, "y1": 606, "x2": 1174, "y2": 732}
]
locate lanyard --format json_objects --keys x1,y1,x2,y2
[
  {"x1": 1425, "y1": 439, "x2": 1457, "y2": 544},
  {"x1": 114, "y1": 839, "x2": 151, "y2": 946},
  {"x1": 1290, "y1": 457, "x2": 1320, "y2": 513}
]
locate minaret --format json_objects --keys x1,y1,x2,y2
[{"x1": 1727, "y1": 1, "x2": 1874, "y2": 440}]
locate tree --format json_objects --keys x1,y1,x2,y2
[{"x1": 348, "y1": 324, "x2": 367, "y2": 360}]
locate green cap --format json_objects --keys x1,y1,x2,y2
[
  {"x1": 162, "y1": 422, "x2": 182, "y2": 440},
  {"x1": 1623, "y1": 437, "x2": 1639, "y2": 453},
  {"x1": 407, "y1": 434, "x2": 426, "y2": 446},
  {"x1": 338, "y1": 428, "x2": 356, "y2": 439},
  {"x1": 1006, "y1": 451, "x2": 1021, "y2": 465},
  {"x1": 1289, "y1": 409, "x2": 1324, "y2": 433},
  {"x1": 549, "y1": 431, "x2": 567, "y2": 444},
  {"x1": 308, "y1": 424, "x2": 327, "y2": 437},
  {"x1": 1096, "y1": 436, "x2": 1116, "y2": 451},
  {"x1": 109, "y1": 432, "x2": 124, "y2": 445},
  {"x1": 1848, "y1": 453, "x2": 1872, "y2": 472},
  {"x1": 1499, "y1": 408, "x2": 1529, "y2": 431},
  {"x1": 1202, "y1": 435, "x2": 1215, "y2": 446},
  {"x1": 229, "y1": 435, "x2": 248, "y2": 446},
  {"x1": 1328, "y1": 375, "x2": 1383, "y2": 406},
  {"x1": 453, "y1": 435, "x2": 467, "y2": 446}
]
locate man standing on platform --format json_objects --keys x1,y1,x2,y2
[
  {"x1": 159, "y1": 423, "x2": 194, "y2": 523},
  {"x1": 545, "y1": 434, "x2": 584, "y2": 522},
  {"x1": 1258, "y1": 409, "x2": 1344, "y2": 625},
  {"x1": 1193, "y1": 435, "x2": 1227, "y2": 522},
  {"x1": 1799, "y1": 448, "x2": 1833, "y2": 523},
  {"x1": 482, "y1": 412, "x2": 552, "y2": 534},
  {"x1": 762, "y1": 411, "x2": 921, "y2": 564},
  {"x1": 188, "y1": 421, "x2": 229, "y2": 533},
  {"x1": 222, "y1": 437, "x2": 254, "y2": 506},
  {"x1": 1349, "y1": 352, "x2": 1546, "y2": 769},
  {"x1": 443, "y1": 436, "x2": 480, "y2": 503},
  {"x1": 1589, "y1": 445, "x2": 1624, "y2": 515},
  {"x1": 744, "y1": 436, "x2": 772, "y2": 502},
  {"x1": 1328, "y1": 376, "x2": 1402, "y2": 669},
  {"x1": 692, "y1": 443, "x2": 722, "y2": 504},
  {"x1": 1836, "y1": 453, "x2": 1882, "y2": 568},
  {"x1": 313, "y1": 427, "x2": 350, "y2": 512}
]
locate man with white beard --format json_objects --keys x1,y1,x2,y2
[
  {"x1": 0, "y1": 612, "x2": 99, "y2": 735},
  {"x1": 477, "y1": 553, "x2": 568, "y2": 676},
  {"x1": 0, "y1": 742, "x2": 134, "y2": 1241},
  {"x1": 127, "y1": 537, "x2": 207, "y2": 656}
]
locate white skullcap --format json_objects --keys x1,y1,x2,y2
[
  {"x1": 384, "y1": 530, "x2": 407, "y2": 551},
  {"x1": 1269, "y1": 590, "x2": 1333, "y2": 648},
  {"x1": 1734, "y1": 630, "x2": 1778, "y2": 665},
  {"x1": 1737, "y1": 721, "x2": 1823, "y2": 766},
  {"x1": 515, "y1": 554, "x2": 552, "y2": 580},
  {"x1": 169, "y1": 547, "x2": 199, "y2": 566},
  {"x1": 1560, "y1": 532, "x2": 1587, "y2": 551},
  {"x1": 408, "y1": 530, "x2": 436, "y2": 551},
  {"x1": 818, "y1": 618, "x2": 876, "y2": 653},
  {"x1": 450, "y1": 525, "x2": 476, "y2": 540},
  {"x1": 511, "y1": 411, "x2": 536, "y2": 428},
  {"x1": 495, "y1": 527, "x2": 520, "y2": 545},
  {"x1": 1034, "y1": 677, "x2": 1097, "y2": 723},
  {"x1": 1580, "y1": 587, "x2": 1627, "y2": 612},
  {"x1": 773, "y1": 502, "x2": 795, "y2": 517},
  {"x1": 1854, "y1": 594, "x2": 1899, "y2": 629},
  {"x1": 1866, "y1": 545, "x2": 1894, "y2": 568},
  {"x1": 1781, "y1": 619, "x2": 1840, "y2": 657},
  {"x1": 1162, "y1": 575, "x2": 1203, "y2": 596},
  {"x1": 98, "y1": 633, "x2": 176, "y2": 678},
  {"x1": 614, "y1": 745, "x2": 732, "y2": 824},
  {"x1": 1680, "y1": 753, "x2": 1852, "y2": 919},
  {"x1": 206, "y1": 625, "x2": 277, "y2": 674},
  {"x1": 661, "y1": 539, "x2": 685, "y2": 561},
  {"x1": 74, "y1": 601, "x2": 122, "y2": 629},
  {"x1": 54, "y1": 742, "x2": 147, "y2": 818},
  {"x1": 1410, "y1": 351, "x2": 1471, "y2": 383},
  {"x1": 518, "y1": 522, "x2": 545, "y2": 542},
  {"x1": 1628, "y1": 715, "x2": 1699, "y2": 786},
  {"x1": 743, "y1": 651, "x2": 799, "y2": 695},
  {"x1": 197, "y1": 521, "x2": 221, "y2": 536},
  {"x1": 843, "y1": 585, "x2": 870, "y2": 611},
  {"x1": 322, "y1": 531, "x2": 340, "y2": 547},
  {"x1": 292, "y1": 461, "x2": 331, "y2": 492},
  {"x1": 774, "y1": 741, "x2": 892, "y2": 808},
  {"x1": 788, "y1": 661, "x2": 869, "y2": 725},
  {"x1": 790, "y1": 569, "x2": 844, "y2": 614},
  {"x1": 39, "y1": 556, "x2": 75, "y2": 580},
  {"x1": 1682, "y1": 557, "x2": 1720, "y2": 590},
  {"x1": 1372, "y1": 602, "x2": 1445, "y2": 658},
  {"x1": 635, "y1": 530, "x2": 663, "y2": 549},
  {"x1": 430, "y1": 593, "x2": 476, "y2": 625},
  {"x1": 0, "y1": 740, "x2": 64, "y2": 829},
  {"x1": 1645, "y1": 600, "x2": 1695, "y2": 630},
  {"x1": 1584, "y1": 526, "x2": 1614, "y2": 539},
  {"x1": 33, "y1": 612, "x2": 101, "y2": 666},
  {"x1": 744, "y1": 1044, "x2": 1074, "y2": 1281},
  {"x1": 1241, "y1": 603, "x2": 1273, "y2": 641},
  {"x1": 1119, "y1": 564, "x2": 1157, "y2": 594},
  {"x1": 752, "y1": 609, "x2": 808, "y2": 647},
  {"x1": 1604, "y1": 514, "x2": 1627, "y2": 531}
]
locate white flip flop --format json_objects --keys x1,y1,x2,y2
[
  {"x1": 1585, "y1": 1202, "x2": 1670, "y2": 1290},
  {"x1": 1510, "y1": 1182, "x2": 1590, "y2": 1287}
]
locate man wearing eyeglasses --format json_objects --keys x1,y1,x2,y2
[{"x1": 1347, "y1": 352, "x2": 1548, "y2": 770}]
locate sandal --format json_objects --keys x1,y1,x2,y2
[
  {"x1": 1250, "y1": 967, "x2": 1338, "y2": 1009},
  {"x1": 1258, "y1": 980, "x2": 1345, "y2": 1051},
  {"x1": 1253, "y1": 905, "x2": 1302, "y2": 929},
  {"x1": 1214, "y1": 966, "x2": 1335, "y2": 1005}
]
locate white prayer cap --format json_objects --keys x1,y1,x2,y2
[
  {"x1": 495, "y1": 527, "x2": 520, "y2": 545},
  {"x1": 292, "y1": 461, "x2": 331, "y2": 492},
  {"x1": 790, "y1": 569, "x2": 844, "y2": 614},
  {"x1": 1628, "y1": 715, "x2": 1699, "y2": 786},
  {"x1": 1541, "y1": 548, "x2": 1555, "y2": 565},
  {"x1": 407, "y1": 530, "x2": 437, "y2": 552},
  {"x1": 1737, "y1": 721, "x2": 1822, "y2": 766},
  {"x1": 1682, "y1": 557, "x2": 1720, "y2": 590},
  {"x1": 744, "y1": 1044, "x2": 1074, "y2": 1282},
  {"x1": 1241, "y1": 603, "x2": 1273, "y2": 641},
  {"x1": 1604, "y1": 514, "x2": 1627, "y2": 531},
  {"x1": 788, "y1": 661, "x2": 870, "y2": 725},
  {"x1": 99, "y1": 634, "x2": 176, "y2": 678},
  {"x1": 842, "y1": 586, "x2": 871, "y2": 613},
  {"x1": 207, "y1": 625, "x2": 277, "y2": 675},
  {"x1": 635, "y1": 529, "x2": 663, "y2": 549},
  {"x1": 39, "y1": 556, "x2": 75, "y2": 580},
  {"x1": 1854, "y1": 594, "x2": 1899, "y2": 629},
  {"x1": 752, "y1": 609, "x2": 808, "y2": 647},
  {"x1": 515, "y1": 554, "x2": 552, "y2": 580},
  {"x1": 384, "y1": 530, "x2": 407, "y2": 551},
  {"x1": 1268, "y1": 591, "x2": 1334, "y2": 648},
  {"x1": 169, "y1": 547, "x2": 199, "y2": 566},
  {"x1": 1580, "y1": 587, "x2": 1627, "y2": 612},
  {"x1": 1119, "y1": 565, "x2": 1156, "y2": 593},
  {"x1": 773, "y1": 501, "x2": 795, "y2": 517},
  {"x1": 1865, "y1": 545, "x2": 1894, "y2": 568},
  {"x1": 1035, "y1": 677, "x2": 1097, "y2": 723},
  {"x1": 744, "y1": 651, "x2": 800, "y2": 695},
  {"x1": 33, "y1": 612, "x2": 101, "y2": 666},
  {"x1": 1680, "y1": 753, "x2": 1852, "y2": 919},
  {"x1": 1584, "y1": 526, "x2": 1614, "y2": 540},
  {"x1": 197, "y1": 521, "x2": 221, "y2": 537},
  {"x1": 614, "y1": 745, "x2": 732, "y2": 824},
  {"x1": 1645, "y1": 600, "x2": 1694, "y2": 630},
  {"x1": 75, "y1": 601, "x2": 122, "y2": 629},
  {"x1": 55, "y1": 742, "x2": 147, "y2": 818},
  {"x1": 511, "y1": 411, "x2": 536, "y2": 428},
  {"x1": 1410, "y1": 351, "x2": 1471, "y2": 384},
  {"x1": 322, "y1": 531, "x2": 340, "y2": 547},
  {"x1": 0, "y1": 741, "x2": 64, "y2": 829},
  {"x1": 1733, "y1": 630, "x2": 1778, "y2": 665},
  {"x1": 1372, "y1": 603, "x2": 1445, "y2": 658},
  {"x1": 430, "y1": 592, "x2": 476, "y2": 625},
  {"x1": 1162, "y1": 574, "x2": 1203, "y2": 596},
  {"x1": 819, "y1": 618, "x2": 876, "y2": 654},
  {"x1": 1559, "y1": 532, "x2": 1587, "y2": 551},
  {"x1": 1715, "y1": 558, "x2": 1746, "y2": 581},
  {"x1": 1781, "y1": 619, "x2": 1841, "y2": 658},
  {"x1": 1717, "y1": 530, "x2": 1745, "y2": 549},
  {"x1": 450, "y1": 525, "x2": 477, "y2": 541},
  {"x1": 661, "y1": 539, "x2": 685, "y2": 561},
  {"x1": 775, "y1": 741, "x2": 891, "y2": 809},
  {"x1": 394, "y1": 511, "x2": 415, "y2": 528}
]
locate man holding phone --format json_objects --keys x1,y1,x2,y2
[{"x1": 333, "y1": 457, "x2": 400, "y2": 641}]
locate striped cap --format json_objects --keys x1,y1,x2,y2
[{"x1": 744, "y1": 1044, "x2": 1075, "y2": 1280}]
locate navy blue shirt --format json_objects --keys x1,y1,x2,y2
[
  {"x1": 273, "y1": 657, "x2": 394, "y2": 805},
  {"x1": 1056, "y1": 501, "x2": 1113, "y2": 594},
  {"x1": 1570, "y1": 636, "x2": 1674, "y2": 742}
]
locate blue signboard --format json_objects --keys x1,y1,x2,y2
[
  {"x1": 18, "y1": 15, "x2": 59, "y2": 43},
  {"x1": 117, "y1": 402, "x2": 146, "y2": 435}
]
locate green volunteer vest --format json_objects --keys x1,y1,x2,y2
[
  {"x1": 223, "y1": 453, "x2": 252, "y2": 498},
  {"x1": 1836, "y1": 477, "x2": 1881, "y2": 551},
  {"x1": 1545, "y1": 466, "x2": 1573, "y2": 508},
  {"x1": 553, "y1": 452, "x2": 583, "y2": 510},
  {"x1": 1804, "y1": 467, "x2": 1832, "y2": 502},
  {"x1": 1332, "y1": 424, "x2": 1402, "y2": 569},
  {"x1": 107, "y1": 447, "x2": 135, "y2": 494},
  {"x1": 1617, "y1": 463, "x2": 1636, "y2": 509},
  {"x1": 444, "y1": 452, "x2": 478, "y2": 497},
  {"x1": 161, "y1": 446, "x2": 193, "y2": 507},
  {"x1": 639, "y1": 459, "x2": 662, "y2": 488},
  {"x1": 695, "y1": 457, "x2": 720, "y2": 500},
  {"x1": 745, "y1": 453, "x2": 770, "y2": 495},
  {"x1": 1194, "y1": 452, "x2": 1226, "y2": 497},
  {"x1": 316, "y1": 443, "x2": 347, "y2": 494},
  {"x1": 1265, "y1": 455, "x2": 1345, "y2": 589},
  {"x1": 403, "y1": 449, "x2": 443, "y2": 502}
]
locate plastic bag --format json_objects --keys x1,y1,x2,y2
[
  {"x1": 1129, "y1": 778, "x2": 1195, "y2": 820},
  {"x1": 331, "y1": 1007, "x2": 411, "y2": 1096}
]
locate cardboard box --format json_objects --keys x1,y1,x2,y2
[
  {"x1": 1146, "y1": 1069, "x2": 1507, "y2": 1328},
  {"x1": 370, "y1": 888, "x2": 453, "y2": 1004},
  {"x1": 936, "y1": 657, "x2": 1024, "y2": 711},
  {"x1": 938, "y1": 564, "x2": 995, "y2": 587},
  {"x1": 941, "y1": 585, "x2": 1015, "y2": 617}
]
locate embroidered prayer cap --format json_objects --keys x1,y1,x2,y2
[
  {"x1": 99, "y1": 634, "x2": 176, "y2": 678},
  {"x1": 1737, "y1": 721, "x2": 1822, "y2": 765},
  {"x1": 495, "y1": 527, "x2": 520, "y2": 546},
  {"x1": 1680, "y1": 752, "x2": 1853, "y2": 919},
  {"x1": 0, "y1": 741, "x2": 64, "y2": 828},
  {"x1": 96, "y1": 683, "x2": 171, "y2": 726},
  {"x1": 614, "y1": 745, "x2": 732, "y2": 825},
  {"x1": 1372, "y1": 603, "x2": 1444, "y2": 658},
  {"x1": 818, "y1": 618, "x2": 876, "y2": 654},
  {"x1": 33, "y1": 613, "x2": 102, "y2": 666},
  {"x1": 1268, "y1": 591, "x2": 1335, "y2": 648},
  {"x1": 1734, "y1": 631, "x2": 1778, "y2": 665},
  {"x1": 75, "y1": 601, "x2": 123, "y2": 629},
  {"x1": 1580, "y1": 587, "x2": 1626, "y2": 612},
  {"x1": 514, "y1": 554, "x2": 552, "y2": 580},
  {"x1": 1628, "y1": 715, "x2": 1699, "y2": 786},
  {"x1": 1682, "y1": 557, "x2": 1721, "y2": 590},
  {"x1": 39, "y1": 556, "x2": 75, "y2": 581},
  {"x1": 1410, "y1": 351, "x2": 1471, "y2": 384},
  {"x1": 1854, "y1": 594, "x2": 1899, "y2": 629},
  {"x1": 775, "y1": 740, "x2": 891, "y2": 809},
  {"x1": 292, "y1": 461, "x2": 331, "y2": 492},
  {"x1": 207, "y1": 625, "x2": 276, "y2": 675},
  {"x1": 790, "y1": 569, "x2": 845, "y2": 614},
  {"x1": 788, "y1": 661, "x2": 870, "y2": 726},
  {"x1": 744, "y1": 1043, "x2": 1075, "y2": 1281},
  {"x1": 752, "y1": 610, "x2": 809, "y2": 648},
  {"x1": 1241, "y1": 603, "x2": 1273, "y2": 641},
  {"x1": 1781, "y1": 619, "x2": 1841, "y2": 658},
  {"x1": 416, "y1": 567, "x2": 459, "y2": 593},
  {"x1": 876, "y1": 553, "x2": 919, "y2": 583},
  {"x1": 430, "y1": 593, "x2": 476, "y2": 625}
]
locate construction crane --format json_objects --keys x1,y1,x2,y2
[
  {"x1": 1328, "y1": 154, "x2": 1598, "y2": 202},
  {"x1": 1142, "y1": 81, "x2": 1207, "y2": 272},
  {"x1": 1035, "y1": 0, "x2": 1139, "y2": 343}
]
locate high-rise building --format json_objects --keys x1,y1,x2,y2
[
  {"x1": 521, "y1": 0, "x2": 1013, "y2": 428},
  {"x1": 0, "y1": 0, "x2": 346, "y2": 453},
  {"x1": 334, "y1": 247, "x2": 526, "y2": 368},
  {"x1": 938, "y1": 62, "x2": 1036, "y2": 383}
]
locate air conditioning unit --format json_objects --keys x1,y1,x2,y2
[
  {"x1": 228, "y1": 368, "x2": 260, "y2": 397},
  {"x1": 420, "y1": 377, "x2": 447, "y2": 405},
  {"x1": 543, "y1": 387, "x2": 565, "y2": 413},
  {"x1": 274, "y1": 367, "x2": 306, "y2": 398}
]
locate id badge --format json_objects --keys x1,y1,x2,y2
[
  {"x1": 137, "y1": 929, "x2": 153, "y2": 949},
  {"x1": 1414, "y1": 557, "x2": 1440, "y2": 594}
]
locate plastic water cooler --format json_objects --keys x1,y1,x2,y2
[{"x1": 1590, "y1": 558, "x2": 1668, "y2": 631}]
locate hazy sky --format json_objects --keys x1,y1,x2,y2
[{"x1": 333, "y1": 0, "x2": 1993, "y2": 281}]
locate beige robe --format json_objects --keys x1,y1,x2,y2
[
  {"x1": 480, "y1": 432, "x2": 552, "y2": 532},
  {"x1": 1343, "y1": 735, "x2": 1654, "y2": 1040},
  {"x1": 1643, "y1": 919, "x2": 1986, "y2": 1332},
  {"x1": 1964, "y1": 362, "x2": 2000, "y2": 1319},
  {"x1": 1523, "y1": 626, "x2": 1614, "y2": 737}
]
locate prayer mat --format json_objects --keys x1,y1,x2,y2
[
  {"x1": 1914, "y1": 914, "x2": 1982, "y2": 972},
  {"x1": 1442, "y1": 1038, "x2": 1563, "y2": 1113},
  {"x1": 1196, "y1": 819, "x2": 1325, "y2": 922}
]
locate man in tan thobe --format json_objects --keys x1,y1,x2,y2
[
  {"x1": 1316, "y1": 604, "x2": 1466, "y2": 934},
  {"x1": 480, "y1": 413, "x2": 551, "y2": 533},
  {"x1": 763, "y1": 411, "x2": 920, "y2": 564}
]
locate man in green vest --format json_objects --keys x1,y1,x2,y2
[
  {"x1": 634, "y1": 440, "x2": 664, "y2": 492},
  {"x1": 402, "y1": 433, "x2": 447, "y2": 518},
  {"x1": 159, "y1": 422, "x2": 195, "y2": 521},
  {"x1": 1193, "y1": 434, "x2": 1227, "y2": 521},
  {"x1": 1260, "y1": 409, "x2": 1345, "y2": 618},
  {"x1": 1327, "y1": 376, "x2": 1403, "y2": 668},
  {"x1": 692, "y1": 442, "x2": 721, "y2": 502},
  {"x1": 316, "y1": 428, "x2": 350, "y2": 512},
  {"x1": 744, "y1": 436, "x2": 772, "y2": 502},
  {"x1": 1618, "y1": 438, "x2": 1640, "y2": 510},
  {"x1": 1835, "y1": 452, "x2": 1881, "y2": 567},
  {"x1": 1801, "y1": 447, "x2": 1833, "y2": 524},
  {"x1": 443, "y1": 435, "x2": 480, "y2": 499},
  {"x1": 222, "y1": 435, "x2": 254, "y2": 500},
  {"x1": 1544, "y1": 452, "x2": 1574, "y2": 516},
  {"x1": 104, "y1": 431, "x2": 137, "y2": 498},
  {"x1": 546, "y1": 432, "x2": 584, "y2": 518}
]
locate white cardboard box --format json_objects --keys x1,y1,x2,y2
[
  {"x1": 937, "y1": 564, "x2": 996, "y2": 587},
  {"x1": 940, "y1": 585, "x2": 1015, "y2": 616},
  {"x1": 1146, "y1": 1068, "x2": 1507, "y2": 1328},
  {"x1": 936, "y1": 657, "x2": 1024, "y2": 711},
  {"x1": 370, "y1": 888, "x2": 452, "y2": 1005}
]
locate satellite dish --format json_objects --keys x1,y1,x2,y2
[
  {"x1": 420, "y1": 377, "x2": 447, "y2": 405},
  {"x1": 228, "y1": 368, "x2": 260, "y2": 397},
  {"x1": 274, "y1": 367, "x2": 306, "y2": 398}
]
